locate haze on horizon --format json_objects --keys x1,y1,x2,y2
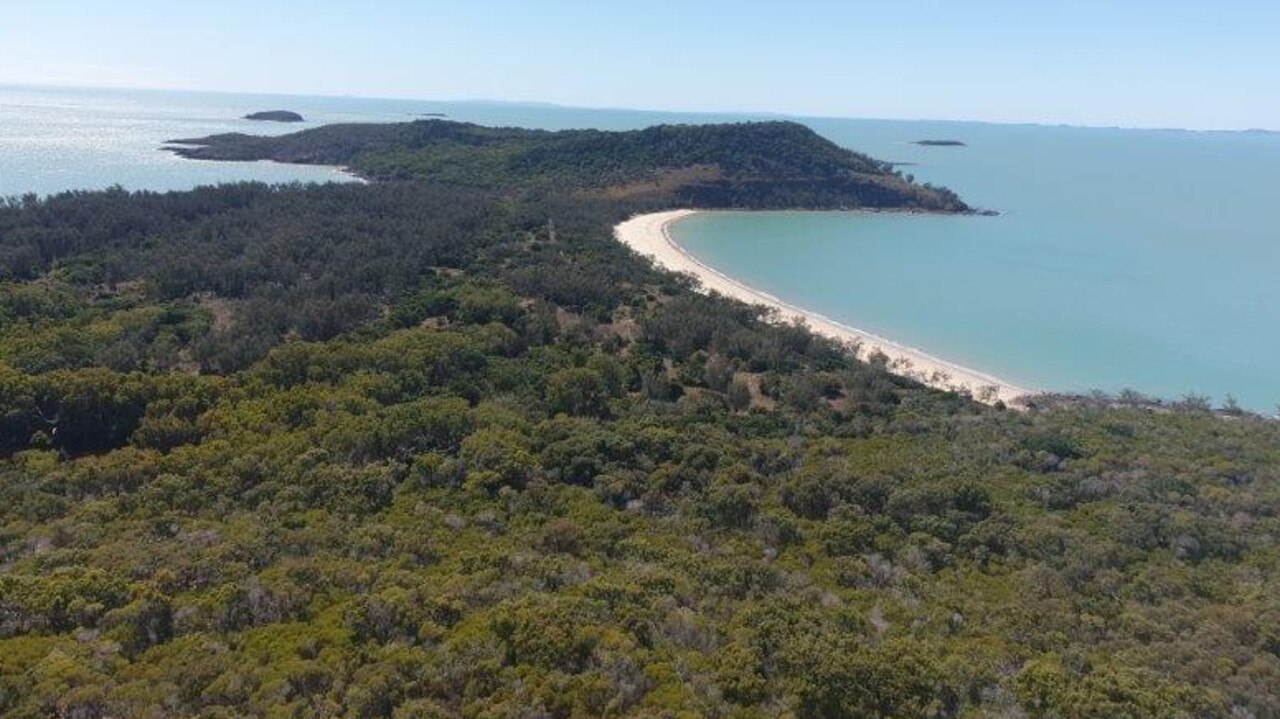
[{"x1": 1, "y1": 0, "x2": 1277, "y2": 132}]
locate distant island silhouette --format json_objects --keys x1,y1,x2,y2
[{"x1": 244, "y1": 110, "x2": 305, "y2": 123}]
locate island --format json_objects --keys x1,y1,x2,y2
[
  {"x1": 243, "y1": 110, "x2": 305, "y2": 123},
  {"x1": 914, "y1": 139, "x2": 967, "y2": 146}
]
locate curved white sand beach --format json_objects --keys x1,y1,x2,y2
[{"x1": 615, "y1": 210, "x2": 1034, "y2": 407}]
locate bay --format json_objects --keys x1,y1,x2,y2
[{"x1": 673, "y1": 123, "x2": 1280, "y2": 410}]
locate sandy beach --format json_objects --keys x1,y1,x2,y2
[{"x1": 615, "y1": 210, "x2": 1034, "y2": 407}]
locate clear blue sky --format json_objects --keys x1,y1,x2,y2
[{"x1": 2, "y1": 0, "x2": 1277, "y2": 129}]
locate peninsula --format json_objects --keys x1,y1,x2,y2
[{"x1": 168, "y1": 119, "x2": 1016, "y2": 401}]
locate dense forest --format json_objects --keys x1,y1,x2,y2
[
  {"x1": 0, "y1": 121, "x2": 1277, "y2": 718},
  {"x1": 169, "y1": 120, "x2": 968, "y2": 210}
]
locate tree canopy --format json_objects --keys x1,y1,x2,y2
[
  {"x1": 0, "y1": 122, "x2": 1276, "y2": 718},
  {"x1": 169, "y1": 119, "x2": 967, "y2": 210}
]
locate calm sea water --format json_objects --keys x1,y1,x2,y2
[
  {"x1": 3, "y1": 86, "x2": 1277, "y2": 409},
  {"x1": 0, "y1": 84, "x2": 755, "y2": 197},
  {"x1": 674, "y1": 124, "x2": 1280, "y2": 410}
]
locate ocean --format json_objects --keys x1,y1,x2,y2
[
  {"x1": 2, "y1": 85, "x2": 1277, "y2": 410},
  {"x1": 672, "y1": 123, "x2": 1280, "y2": 411}
]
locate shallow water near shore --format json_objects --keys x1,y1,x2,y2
[{"x1": 3, "y1": 85, "x2": 1277, "y2": 409}]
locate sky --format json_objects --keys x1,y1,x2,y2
[{"x1": 1, "y1": 0, "x2": 1277, "y2": 130}]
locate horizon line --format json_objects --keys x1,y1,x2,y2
[{"x1": 1, "y1": 79, "x2": 1275, "y2": 136}]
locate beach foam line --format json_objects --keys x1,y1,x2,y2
[{"x1": 615, "y1": 210, "x2": 1035, "y2": 407}]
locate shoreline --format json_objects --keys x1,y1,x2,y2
[
  {"x1": 615, "y1": 210, "x2": 1035, "y2": 407},
  {"x1": 164, "y1": 142, "x2": 367, "y2": 186}
]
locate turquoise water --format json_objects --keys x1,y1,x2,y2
[
  {"x1": 672, "y1": 124, "x2": 1280, "y2": 410},
  {"x1": 3, "y1": 86, "x2": 1278, "y2": 409}
]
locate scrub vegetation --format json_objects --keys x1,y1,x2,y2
[{"x1": 0, "y1": 121, "x2": 1276, "y2": 718}]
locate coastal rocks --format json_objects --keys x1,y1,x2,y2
[
  {"x1": 244, "y1": 110, "x2": 305, "y2": 123},
  {"x1": 914, "y1": 139, "x2": 967, "y2": 147}
]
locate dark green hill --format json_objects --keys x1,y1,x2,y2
[{"x1": 169, "y1": 119, "x2": 968, "y2": 210}]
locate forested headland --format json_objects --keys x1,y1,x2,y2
[
  {"x1": 169, "y1": 119, "x2": 967, "y2": 210},
  {"x1": 0, "y1": 121, "x2": 1276, "y2": 718}
]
